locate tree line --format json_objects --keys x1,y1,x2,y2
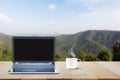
[
  {"x1": 0, "y1": 46, "x2": 12, "y2": 61},
  {"x1": 55, "y1": 41, "x2": 120, "y2": 61},
  {"x1": 0, "y1": 41, "x2": 120, "y2": 61}
]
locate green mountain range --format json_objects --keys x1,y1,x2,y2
[
  {"x1": 0, "y1": 33, "x2": 12, "y2": 60},
  {"x1": 0, "y1": 30, "x2": 120, "y2": 60},
  {"x1": 56, "y1": 30, "x2": 120, "y2": 55}
]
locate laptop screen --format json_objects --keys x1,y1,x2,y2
[{"x1": 13, "y1": 37, "x2": 55, "y2": 62}]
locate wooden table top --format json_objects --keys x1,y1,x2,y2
[{"x1": 0, "y1": 61, "x2": 120, "y2": 80}]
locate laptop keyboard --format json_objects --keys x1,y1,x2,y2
[{"x1": 13, "y1": 63, "x2": 55, "y2": 72}]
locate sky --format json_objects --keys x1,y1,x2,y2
[{"x1": 0, "y1": 0, "x2": 120, "y2": 35}]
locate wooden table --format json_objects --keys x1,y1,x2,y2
[{"x1": 0, "y1": 61, "x2": 120, "y2": 80}]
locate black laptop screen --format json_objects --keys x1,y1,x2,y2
[{"x1": 13, "y1": 37, "x2": 55, "y2": 62}]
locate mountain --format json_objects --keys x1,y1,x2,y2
[
  {"x1": 0, "y1": 30, "x2": 120, "y2": 60},
  {"x1": 0, "y1": 33, "x2": 11, "y2": 48},
  {"x1": 56, "y1": 30, "x2": 120, "y2": 55},
  {"x1": 0, "y1": 33, "x2": 12, "y2": 60}
]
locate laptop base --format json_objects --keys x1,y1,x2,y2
[{"x1": 8, "y1": 65, "x2": 59, "y2": 74}]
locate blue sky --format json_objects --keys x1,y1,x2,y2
[{"x1": 0, "y1": 0, "x2": 120, "y2": 35}]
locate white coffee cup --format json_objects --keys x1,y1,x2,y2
[{"x1": 66, "y1": 58, "x2": 81, "y2": 69}]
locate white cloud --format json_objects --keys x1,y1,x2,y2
[
  {"x1": 75, "y1": 9, "x2": 120, "y2": 31},
  {"x1": 78, "y1": 11, "x2": 98, "y2": 18},
  {"x1": 0, "y1": 13, "x2": 14, "y2": 25},
  {"x1": 72, "y1": 0, "x2": 109, "y2": 13},
  {"x1": 48, "y1": 4, "x2": 56, "y2": 10}
]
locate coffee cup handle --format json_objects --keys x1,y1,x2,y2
[{"x1": 77, "y1": 59, "x2": 81, "y2": 61}]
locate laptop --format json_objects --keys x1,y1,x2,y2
[{"x1": 8, "y1": 36, "x2": 59, "y2": 73}]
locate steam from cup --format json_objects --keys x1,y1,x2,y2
[{"x1": 69, "y1": 48, "x2": 76, "y2": 58}]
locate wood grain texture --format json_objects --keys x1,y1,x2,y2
[{"x1": 0, "y1": 61, "x2": 120, "y2": 80}]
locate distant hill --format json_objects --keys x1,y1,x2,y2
[
  {"x1": 0, "y1": 33, "x2": 11, "y2": 48},
  {"x1": 0, "y1": 33, "x2": 12, "y2": 60},
  {"x1": 56, "y1": 30, "x2": 120, "y2": 55},
  {"x1": 0, "y1": 30, "x2": 120, "y2": 60}
]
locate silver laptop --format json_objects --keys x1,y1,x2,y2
[{"x1": 8, "y1": 36, "x2": 59, "y2": 73}]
